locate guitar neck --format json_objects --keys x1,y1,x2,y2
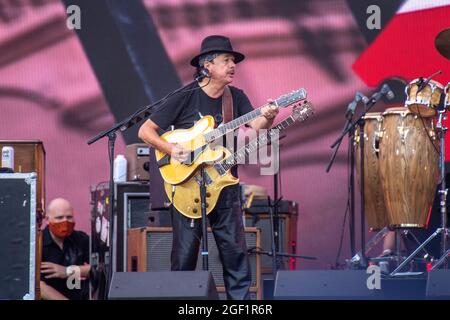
[
  {"x1": 219, "y1": 115, "x2": 297, "y2": 171},
  {"x1": 204, "y1": 107, "x2": 263, "y2": 142},
  {"x1": 203, "y1": 88, "x2": 306, "y2": 143}
]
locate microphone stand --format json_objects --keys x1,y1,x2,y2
[
  {"x1": 358, "y1": 111, "x2": 368, "y2": 268},
  {"x1": 327, "y1": 93, "x2": 365, "y2": 257},
  {"x1": 416, "y1": 70, "x2": 443, "y2": 94},
  {"x1": 328, "y1": 88, "x2": 389, "y2": 269},
  {"x1": 199, "y1": 165, "x2": 209, "y2": 271},
  {"x1": 87, "y1": 77, "x2": 208, "y2": 299}
]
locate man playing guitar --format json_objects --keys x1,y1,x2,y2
[{"x1": 138, "y1": 35, "x2": 278, "y2": 300}]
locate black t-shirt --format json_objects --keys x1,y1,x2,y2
[
  {"x1": 150, "y1": 82, "x2": 254, "y2": 132},
  {"x1": 41, "y1": 227, "x2": 90, "y2": 300},
  {"x1": 150, "y1": 82, "x2": 254, "y2": 176}
]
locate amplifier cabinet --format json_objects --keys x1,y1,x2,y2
[
  {"x1": 127, "y1": 227, "x2": 261, "y2": 298},
  {"x1": 0, "y1": 140, "x2": 45, "y2": 223},
  {"x1": 0, "y1": 173, "x2": 40, "y2": 299},
  {"x1": 90, "y1": 181, "x2": 170, "y2": 271},
  {"x1": 115, "y1": 182, "x2": 171, "y2": 271},
  {"x1": 125, "y1": 143, "x2": 150, "y2": 181},
  {"x1": 90, "y1": 181, "x2": 170, "y2": 299},
  {"x1": 89, "y1": 182, "x2": 110, "y2": 300}
]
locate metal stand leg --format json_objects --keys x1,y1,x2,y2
[
  {"x1": 431, "y1": 249, "x2": 450, "y2": 270},
  {"x1": 395, "y1": 229, "x2": 402, "y2": 266},
  {"x1": 402, "y1": 230, "x2": 432, "y2": 260},
  {"x1": 347, "y1": 227, "x2": 390, "y2": 268},
  {"x1": 358, "y1": 118, "x2": 368, "y2": 268},
  {"x1": 390, "y1": 228, "x2": 444, "y2": 275},
  {"x1": 199, "y1": 166, "x2": 209, "y2": 270}
]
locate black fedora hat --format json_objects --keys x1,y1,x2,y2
[{"x1": 190, "y1": 35, "x2": 245, "y2": 67}]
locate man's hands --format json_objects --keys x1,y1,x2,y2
[
  {"x1": 260, "y1": 101, "x2": 279, "y2": 120},
  {"x1": 41, "y1": 262, "x2": 69, "y2": 279},
  {"x1": 171, "y1": 143, "x2": 190, "y2": 162},
  {"x1": 248, "y1": 100, "x2": 279, "y2": 130}
]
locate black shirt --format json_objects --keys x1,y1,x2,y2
[
  {"x1": 150, "y1": 82, "x2": 254, "y2": 132},
  {"x1": 41, "y1": 227, "x2": 90, "y2": 300},
  {"x1": 150, "y1": 82, "x2": 254, "y2": 207},
  {"x1": 150, "y1": 82, "x2": 254, "y2": 173}
]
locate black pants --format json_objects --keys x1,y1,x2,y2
[{"x1": 170, "y1": 185, "x2": 252, "y2": 300}]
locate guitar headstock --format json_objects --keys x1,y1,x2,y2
[
  {"x1": 292, "y1": 101, "x2": 314, "y2": 121},
  {"x1": 275, "y1": 88, "x2": 307, "y2": 108}
]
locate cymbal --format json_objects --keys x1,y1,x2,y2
[{"x1": 435, "y1": 28, "x2": 450, "y2": 60}]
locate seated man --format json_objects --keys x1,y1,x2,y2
[{"x1": 40, "y1": 198, "x2": 90, "y2": 300}]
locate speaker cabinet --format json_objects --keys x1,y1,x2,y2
[
  {"x1": 274, "y1": 270, "x2": 381, "y2": 300},
  {"x1": 426, "y1": 270, "x2": 450, "y2": 299},
  {"x1": 127, "y1": 227, "x2": 261, "y2": 298},
  {"x1": 125, "y1": 143, "x2": 150, "y2": 181},
  {"x1": 0, "y1": 173, "x2": 41, "y2": 300},
  {"x1": 117, "y1": 182, "x2": 171, "y2": 271},
  {"x1": 0, "y1": 141, "x2": 45, "y2": 221},
  {"x1": 108, "y1": 271, "x2": 218, "y2": 300}
]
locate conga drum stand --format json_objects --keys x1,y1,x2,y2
[
  {"x1": 347, "y1": 227, "x2": 390, "y2": 269},
  {"x1": 390, "y1": 109, "x2": 450, "y2": 275}
]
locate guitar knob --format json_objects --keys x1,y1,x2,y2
[
  {"x1": 206, "y1": 203, "x2": 209, "y2": 208},
  {"x1": 193, "y1": 208, "x2": 198, "y2": 214},
  {"x1": 194, "y1": 198, "x2": 200, "y2": 203},
  {"x1": 206, "y1": 192, "x2": 211, "y2": 198}
]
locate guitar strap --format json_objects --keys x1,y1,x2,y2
[{"x1": 222, "y1": 85, "x2": 234, "y2": 123}]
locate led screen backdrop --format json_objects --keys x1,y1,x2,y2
[{"x1": 1, "y1": 0, "x2": 448, "y2": 269}]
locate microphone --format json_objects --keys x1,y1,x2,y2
[
  {"x1": 417, "y1": 70, "x2": 442, "y2": 93},
  {"x1": 381, "y1": 84, "x2": 395, "y2": 100},
  {"x1": 345, "y1": 92, "x2": 367, "y2": 119},
  {"x1": 367, "y1": 84, "x2": 395, "y2": 104},
  {"x1": 359, "y1": 92, "x2": 370, "y2": 104},
  {"x1": 195, "y1": 68, "x2": 210, "y2": 82}
]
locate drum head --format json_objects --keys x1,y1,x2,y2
[
  {"x1": 363, "y1": 112, "x2": 383, "y2": 120},
  {"x1": 409, "y1": 78, "x2": 444, "y2": 90},
  {"x1": 406, "y1": 79, "x2": 444, "y2": 117}
]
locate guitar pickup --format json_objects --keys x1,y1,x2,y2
[
  {"x1": 194, "y1": 172, "x2": 213, "y2": 185},
  {"x1": 213, "y1": 163, "x2": 227, "y2": 176}
]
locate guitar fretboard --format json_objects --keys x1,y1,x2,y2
[
  {"x1": 219, "y1": 115, "x2": 296, "y2": 172},
  {"x1": 203, "y1": 107, "x2": 263, "y2": 142},
  {"x1": 202, "y1": 88, "x2": 307, "y2": 143}
]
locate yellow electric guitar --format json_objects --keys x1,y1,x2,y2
[
  {"x1": 156, "y1": 88, "x2": 307, "y2": 185},
  {"x1": 164, "y1": 101, "x2": 314, "y2": 218}
]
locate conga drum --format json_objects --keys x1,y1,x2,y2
[
  {"x1": 379, "y1": 107, "x2": 439, "y2": 228},
  {"x1": 355, "y1": 112, "x2": 390, "y2": 231},
  {"x1": 405, "y1": 78, "x2": 444, "y2": 117}
]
